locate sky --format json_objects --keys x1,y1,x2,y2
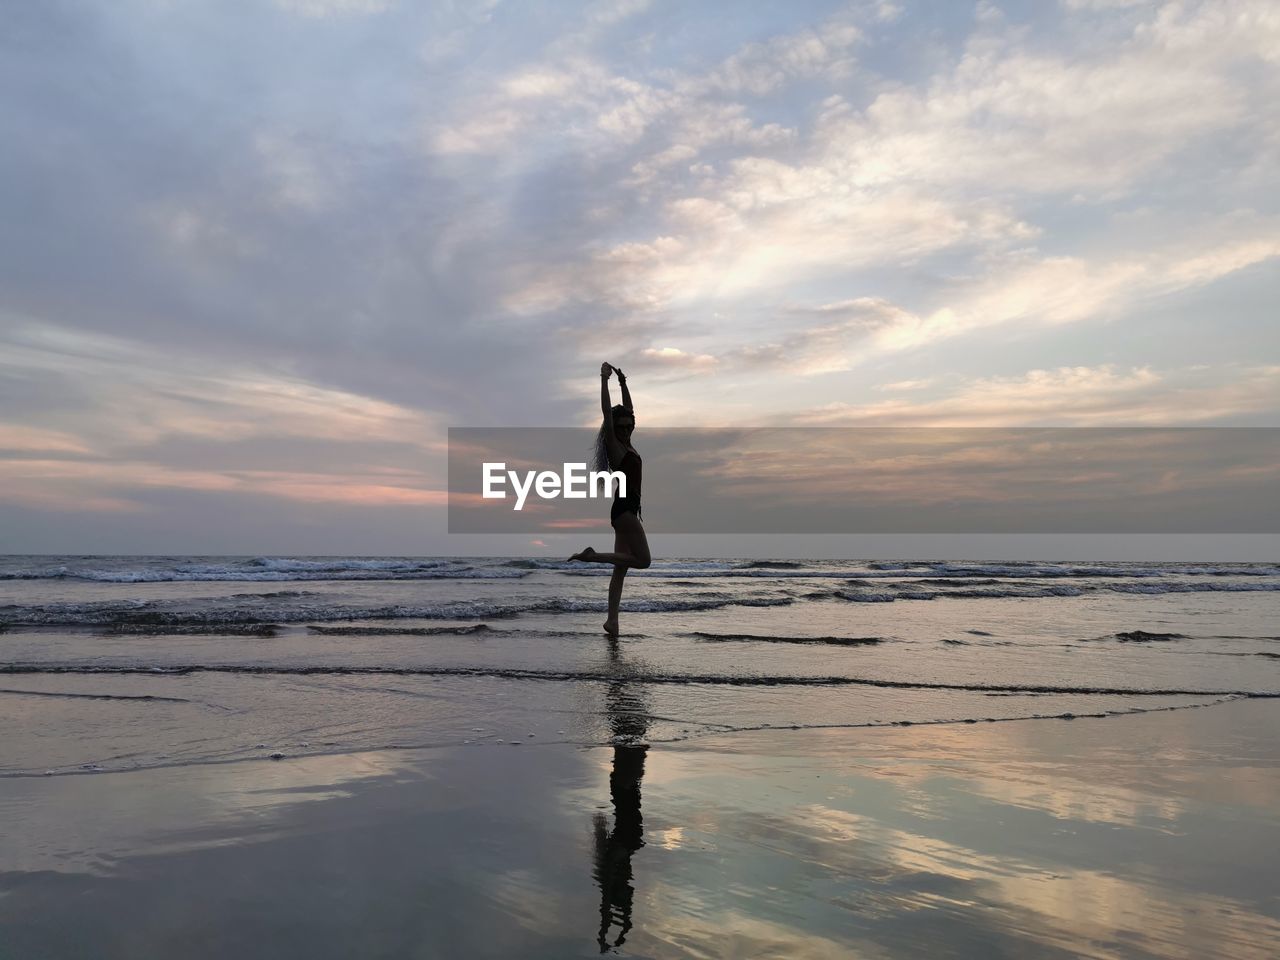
[{"x1": 1, "y1": 0, "x2": 1277, "y2": 558}]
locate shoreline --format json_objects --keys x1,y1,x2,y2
[{"x1": 0, "y1": 688, "x2": 1247, "y2": 781}]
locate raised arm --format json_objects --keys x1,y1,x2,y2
[
  {"x1": 599, "y1": 362, "x2": 625, "y2": 466},
  {"x1": 600, "y1": 361, "x2": 614, "y2": 425},
  {"x1": 614, "y1": 367, "x2": 633, "y2": 413}
]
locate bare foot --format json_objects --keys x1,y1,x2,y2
[
  {"x1": 602, "y1": 619, "x2": 619, "y2": 636},
  {"x1": 568, "y1": 547, "x2": 597, "y2": 562}
]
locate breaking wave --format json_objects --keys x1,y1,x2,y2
[
  {"x1": 0, "y1": 594, "x2": 794, "y2": 628},
  {"x1": 1, "y1": 662, "x2": 1275, "y2": 698}
]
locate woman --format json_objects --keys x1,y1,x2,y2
[{"x1": 569, "y1": 361, "x2": 651, "y2": 635}]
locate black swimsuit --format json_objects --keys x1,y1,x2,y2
[{"x1": 610, "y1": 449, "x2": 642, "y2": 525}]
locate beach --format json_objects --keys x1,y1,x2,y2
[{"x1": 2, "y1": 555, "x2": 1279, "y2": 957}]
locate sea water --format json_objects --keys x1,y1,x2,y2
[{"x1": 1, "y1": 555, "x2": 1277, "y2": 775}]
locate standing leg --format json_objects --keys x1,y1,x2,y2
[
  {"x1": 602, "y1": 514, "x2": 649, "y2": 635},
  {"x1": 604, "y1": 526, "x2": 627, "y2": 635},
  {"x1": 605, "y1": 566, "x2": 626, "y2": 635}
]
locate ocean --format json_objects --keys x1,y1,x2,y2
[{"x1": 2, "y1": 555, "x2": 1278, "y2": 777}]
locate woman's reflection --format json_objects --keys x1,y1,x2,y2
[{"x1": 592, "y1": 638, "x2": 650, "y2": 952}]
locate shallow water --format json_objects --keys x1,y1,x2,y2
[{"x1": 1, "y1": 555, "x2": 1278, "y2": 775}]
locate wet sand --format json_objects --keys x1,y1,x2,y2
[{"x1": 2, "y1": 698, "x2": 1278, "y2": 959}]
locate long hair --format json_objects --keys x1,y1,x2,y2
[{"x1": 593, "y1": 404, "x2": 630, "y2": 473}]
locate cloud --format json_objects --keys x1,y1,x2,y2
[
  {"x1": 252, "y1": 131, "x2": 345, "y2": 211},
  {"x1": 675, "y1": 21, "x2": 863, "y2": 97},
  {"x1": 428, "y1": 10, "x2": 861, "y2": 161},
  {"x1": 789, "y1": 363, "x2": 1280, "y2": 427},
  {"x1": 489, "y1": 0, "x2": 1279, "y2": 383},
  {"x1": 812, "y1": 44, "x2": 1244, "y2": 197},
  {"x1": 274, "y1": 0, "x2": 394, "y2": 17},
  {"x1": 502, "y1": 187, "x2": 1033, "y2": 319},
  {"x1": 637, "y1": 346, "x2": 718, "y2": 371},
  {"x1": 723, "y1": 298, "x2": 917, "y2": 375},
  {"x1": 645, "y1": 215, "x2": 1280, "y2": 376},
  {"x1": 0, "y1": 457, "x2": 448, "y2": 513},
  {"x1": 876, "y1": 378, "x2": 935, "y2": 392},
  {"x1": 584, "y1": 0, "x2": 651, "y2": 28},
  {"x1": 865, "y1": 228, "x2": 1280, "y2": 355},
  {"x1": 1, "y1": 0, "x2": 1276, "y2": 549},
  {"x1": 0, "y1": 319, "x2": 449, "y2": 514},
  {"x1": 432, "y1": 108, "x2": 529, "y2": 155},
  {"x1": 0, "y1": 424, "x2": 94, "y2": 455},
  {"x1": 0, "y1": 320, "x2": 441, "y2": 451},
  {"x1": 1062, "y1": 0, "x2": 1147, "y2": 9}
]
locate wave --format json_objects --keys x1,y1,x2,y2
[
  {"x1": 4, "y1": 556, "x2": 1278, "y2": 583},
  {"x1": 622, "y1": 564, "x2": 1280, "y2": 580},
  {"x1": 0, "y1": 687, "x2": 190, "y2": 703},
  {"x1": 230, "y1": 590, "x2": 313, "y2": 599},
  {"x1": 1097, "y1": 584, "x2": 1263, "y2": 600},
  {"x1": 246, "y1": 557, "x2": 450, "y2": 572},
  {"x1": 0, "y1": 594, "x2": 794, "y2": 628},
  {"x1": 104, "y1": 624, "x2": 281, "y2": 636},
  {"x1": 308, "y1": 624, "x2": 496, "y2": 637},
  {"x1": 865, "y1": 561, "x2": 1280, "y2": 579},
  {"x1": 690, "y1": 632, "x2": 882, "y2": 646},
  {"x1": 832, "y1": 579, "x2": 1280, "y2": 602},
  {"x1": 1112, "y1": 630, "x2": 1187, "y2": 643},
  {"x1": 935, "y1": 586, "x2": 1085, "y2": 598},
  {"x1": 1, "y1": 662, "x2": 1274, "y2": 697},
  {"x1": 0, "y1": 557, "x2": 528, "y2": 583},
  {"x1": 505, "y1": 558, "x2": 742, "y2": 572},
  {"x1": 835, "y1": 591, "x2": 899, "y2": 603},
  {"x1": 85, "y1": 567, "x2": 528, "y2": 583},
  {"x1": 307, "y1": 624, "x2": 656, "y2": 640},
  {"x1": 907, "y1": 578, "x2": 1004, "y2": 586},
  {"x1": 832, "y1": 582, "x2": 1090, "y2": 601}
]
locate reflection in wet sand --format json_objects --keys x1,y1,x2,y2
[
  {"x1": 1, "y1": 696, "x2": 1276, "y2": 958},
  {"x1": 627, "y1": 700, "x2": 1280, "y2": 959},
  {"x1": 592, "y1": 639, "x2": 650, "y2": 951}
]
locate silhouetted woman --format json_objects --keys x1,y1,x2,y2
[{"x1": 569, "y1": 362, "x2": 651, "y2": 635}]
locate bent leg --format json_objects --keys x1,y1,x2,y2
[
  {"x1": 569, "y1": 513, "x2": 650, "y2": 570},
  {"x1": 612, "y1": 512, "x2": 650, "y2": 569}
]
